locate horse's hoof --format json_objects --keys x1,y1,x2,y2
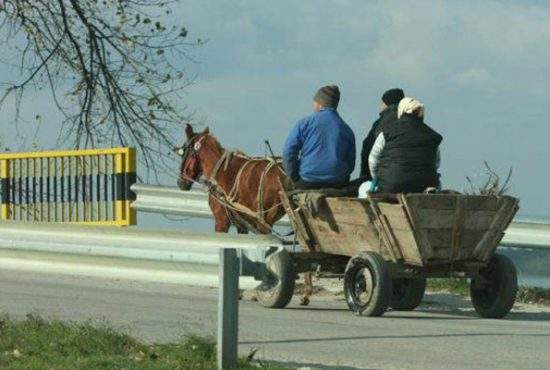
[
  {"x1": 240, "y1": 289, "x2": 258, "y2": 302},
  {"x1": 300, "y1": 297, "x2": 310, "y2": 306}
]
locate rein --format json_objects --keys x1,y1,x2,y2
[{"x1": 207, "y1": 150, "x2": 284, "y2": 231}]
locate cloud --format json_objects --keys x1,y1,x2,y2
[
  {"x1": 3, "y1": 0, "x2": 550, "y2": 216},
  {"x1": 452, "y1": 68, "x2": 493, "y2": 88},
  {"x1": 175, "y1": 0, "x2": 550, "y2": 217}
]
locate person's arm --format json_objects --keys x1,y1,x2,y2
[
  {"x1": 435, "y1": 147, "x2": 442, "y2": 190},
  {"x1": 359, "y1": 123, "x2": 379, "y2": 178},
  {"x1": 368, "y1": 132, "x2": 385, "y2": 179},
  {"x1": 348, "y1": 132, "x2": 356, "y2": 178},
  {"x1": 282, "y1": 119, "x2": 304, "y2": 182}
]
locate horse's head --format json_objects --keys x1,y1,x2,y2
[{"x1": 174, "y1": 124, "x2": 213, "y2": 191}]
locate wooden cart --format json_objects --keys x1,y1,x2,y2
[{"x1": 256, "y1": 191, "x2": 520, "y2": 318}]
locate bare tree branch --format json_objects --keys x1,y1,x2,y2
[{"x1": 0, "y1": 0, "x2": 202, "y2": 176}]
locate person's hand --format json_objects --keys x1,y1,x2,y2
[{"x1": 370, "y1": 178, "x2": 378, "y2": 192}]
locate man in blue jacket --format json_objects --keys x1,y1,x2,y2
[{"x1": 283, "y1": 85, "x2": 356, "y2": 189}]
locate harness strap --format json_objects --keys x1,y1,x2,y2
[
  {"x1": 257, "y1": 158, "x2": 279, "y2": 221},
  {"x1": 206, "y1": 148, "x2": 285, "y2": 233}
]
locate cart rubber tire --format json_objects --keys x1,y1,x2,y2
[
  {"x1": 470, "y1": 253, "x2": 517, "y2": 319},
  {"x1": 390, "y1": 278, "x2": 427, "y2": 311},
  {"x1": 255, "y1": 249, "x2": 296, "y2": 309},
  {"x1": 344, "y1": 251, "x2": 391, "y2": 317}
]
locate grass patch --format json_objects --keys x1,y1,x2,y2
[
  {"x1": 0, "y1": 314, "x2": 287, "y2": 370},
  {"x1": 427, "y1": 278, "x2": 470, "y2": 296},
  {"x1": 517, "y1": 286, "x2": 550, "y2": 306},
  {"x1": 427, "y1": 278, "x2": 550, "y2": 306}
]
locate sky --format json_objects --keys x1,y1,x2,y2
[{"x1": 1, "y1": 0, "x2": 549, "y2": 219}]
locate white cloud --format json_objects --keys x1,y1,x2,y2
[
  {"x1": 3, "y1": 0, "x2": 550, "y2": 216},
  {"x1": 175, "y1": 0, "x2": 550, "y2": 216},
  {"x1": 452, "y1": 67, "x2": 493, "y2": 88}
]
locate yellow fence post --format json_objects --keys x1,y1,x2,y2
[
  {"x1": 125, "y1": 147, "x2": 137, "y2": 226},
  {"x1": 115, "y1": 152, "x2": 125, "y2": 225},
  {"x1": 1, "y1": 159, "x2": 9, "y2": 220}
]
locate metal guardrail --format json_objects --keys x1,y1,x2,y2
[
  {"x1": 0, "y1": 220, "x2": 281, "y2": 369},
  {"x1": 501, "y1": 221, "x2": 550, "y2": 250},
  {"x1": 132, "y1": 184, "x2": 550, "y2": 250},
  {"x1": 131, "y1": 183, "x2": 291, "y2": 226},
  {"x1": 0, "y1": 220, "x2": 280, "y2": 271}
]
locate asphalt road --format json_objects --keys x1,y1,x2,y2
[{"x1": 1, "y1": 270, "x2": 549, "y2": 370}]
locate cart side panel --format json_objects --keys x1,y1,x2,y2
[
  {"x1": 280, "y1": 190, "x2": 319, "y2": 251},
  {"x1": 376, "y1": 202, "x2": 424, "y2": 265},
  {"x1": 405, "y1": 194, "x2": 519, "y2": 264},
  {"x1": 472, "y1": 196, "x2": 519, "y2": 261},
  {"x1": 320, "y1": 198, "x2": 384, "y2": 257},
  {"x1": 292, "y1": 196, "x2": 387, "y2": 258}
]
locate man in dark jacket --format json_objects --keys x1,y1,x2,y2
[
  {"x1": 283, "y1": 85, "x2": 356, "y2": 190},
  {"x1": 368, "y1": 97, "x2": 442, "y2": 193},
  {"x1": 360, "y1": 88, "x2": 404, "y2": 179}
]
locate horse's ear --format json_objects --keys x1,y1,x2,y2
[
  {"x1": 185, "y1": 123, "x2": 194, "y2": 139},
  {"x1": 203, "y1": 126, "x2": 210, "y2": 134}
]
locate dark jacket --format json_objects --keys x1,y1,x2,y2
[
  {"x1": 371, "y1": 114, "x2": 442, "y2": 193},
  {"x1": 360, "y1": 104, "x2": 398, "y2": 179}
]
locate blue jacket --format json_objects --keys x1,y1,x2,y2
[{"x1": 283, "y1": 108, "x2": 356, "y2": 183}]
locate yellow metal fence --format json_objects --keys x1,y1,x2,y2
[{"x1": 0, "y1": 147, "x2": 136, "y2": 226}]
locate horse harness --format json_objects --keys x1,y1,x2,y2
[
  {"x1": 206, "y1": 149, "x2": 284, "y2": 233},
  {"x1": 180, "y1": 133, "x2": 285, "y2": 232}
]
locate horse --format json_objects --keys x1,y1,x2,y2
[{"x1": 175, "y1": 124, "x2": 314, "y2": 305}]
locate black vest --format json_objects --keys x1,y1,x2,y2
[{"x1": 376, "y1": 115, "x2": 442, "y2": 192}]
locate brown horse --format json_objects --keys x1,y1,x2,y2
[
  {"x1": 175, "y1": 124, "x2": 314, "y2": 305},
  {"x1": 176, "y1": 124, "x2": 287, "y2": 233}
]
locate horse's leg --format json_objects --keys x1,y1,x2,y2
[
  {"x1": 209, "y1": 196, "x2": 231, "y2": 233},
  {"x1": 300, "y1": 272, "x2": 313, "y2": 306},
  {"x1": 236, "y1": 226, "x2": 248, "y2": 234}
]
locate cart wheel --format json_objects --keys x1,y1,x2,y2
[
  {"x1": 470, "y1": 253, "x2": 517, "y2": 319},
  {"x1": 390, "y1": 278, "x2": 427, "y2": 311},
  {"x1": 344, "y1": 251, "x2": 391, "y2": 316},
  {"x1": 255, "y1": 249, "x2": 296, "y2": 308}
]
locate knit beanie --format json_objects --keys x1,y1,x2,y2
[
  {"x1": 313, "y1": 85, "x2": 340, "y2": 108},
  {"x1": 382, "y1": 88, "x2": 405, "y2": 106}
]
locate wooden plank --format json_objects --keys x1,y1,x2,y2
[
  {"x1": 422, "y1": 229, "x2": 452, "y2": 250},
  {"x1": 476, "y1": 198, "x2": 519, "y2": 261},
  {"x1": 427, "y1": 248, "x2": 452, "y2": 260},
  {"x1": 402, "y1": 195, "x2": 433, "y2": 261},
  {"x1": 378, "y1": 200, "x2": 424, "y2": 265},
  {"x1": 380, "y1": 214, "x2": 405, "y2": 261},
  {"x1": 406, "y1": 194, "x2": 457, "y2": 210},
  {"x1": 413, "y1": 209, "x2": 496, "y2": 230},
  {"x1": 279, "y1": 191, "x2": 317, "y2": 252},
  {"x1": 306, "y1": 216, "x2": 385, "y2": 258},
  {"x1": 406, "y1": 194, "x2": 501, "y2": 211},
  {"x1": 368, "y1": 199, "x2": 402, "y2": 262},
  {"x1": 450, "y1": 196, "x2": 466, "y2": 265},
  {"x1": 458, "y1": 230, "x2": 487, "y2": 260},
  {"x1": 391, "y1": 228, "x2": 423, "y2": 265},
  {"x1": 464, "y1": 211, "x2": 497, "y2": 230},
  {"x1": 378, "y1": 203, "x2": 412, "y2": 230},
  {"x1": 414, "y1": 209, "x2": 454, "y2": 228},
  {"x1": 325, "y1": 198, "x2": 371, "y2": 225},
  {"x1": 465, "y1": 196, "x2": 499, "y2": 211},
  {"x1": 473, "y1": 197, "x2": 519, "y2": 261}
]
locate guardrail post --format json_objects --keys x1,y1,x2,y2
[
  {"x1": 217, "y1": 248, "x2": 239, "y2": 370},
  {"x1": 0, "y1": 159, "x2": 9, "y2": 220}
]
